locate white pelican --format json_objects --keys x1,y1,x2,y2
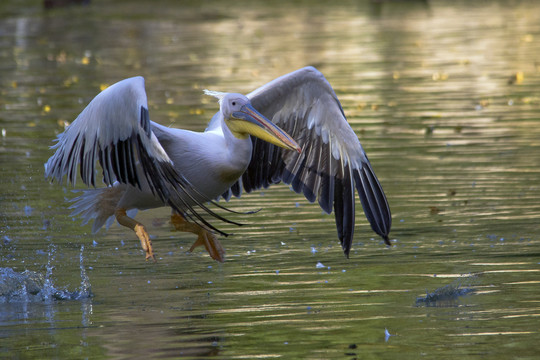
[{"x1": 45, "y1": 67, "x2": 391, "y2": 262}]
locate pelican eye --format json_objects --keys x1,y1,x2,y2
[{"x1": 232, "y1": 101, "x2": 236, "y2": 106}]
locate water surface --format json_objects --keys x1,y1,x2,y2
[{"x1": 1, "y1": 0, "x2": 539, "y2": 359}]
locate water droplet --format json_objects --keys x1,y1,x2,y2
[
  {"x1": 3, "y1": 235, "x2": 12, "y2": 245},
  {"x1": 385, "y1": 328, "x2": 392, "y2": 342},
  {"x1": 78, "y1": 245, "x2": 92, "y2": 299},
  {"x1": 24, "y1": 205, "x2": 33, "y2": 216}
]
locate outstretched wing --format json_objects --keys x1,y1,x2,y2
[
  {"x1": 224, "y1": 67, "x2": 391, "y2": 256},
  {"x1": 44, "y1": 76, "x2": 236, "y2": 234}
]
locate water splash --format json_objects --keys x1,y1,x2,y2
[
  {"x1": 78, "y1": 245, "x2": 92, "y2": 299},
  {"x1": 415, "y1": 277, "x2": 476, "y2": 307},
  {"x1": 0, "y1": 245, "x2": 92, "y2": 303},
  {"x1": 41, "y1": 243, "x2": 56, "y2": 302},
  {"x1": 385, "y1": 328, "x2": 393, "y2": 342}
]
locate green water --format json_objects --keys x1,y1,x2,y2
[{"x1": 1, "y1": 0, "x2": 539, "y2": 359}]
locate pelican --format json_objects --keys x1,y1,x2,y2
[{"x1": 45, "y1": 66, "x2": 391, "y2": 262}]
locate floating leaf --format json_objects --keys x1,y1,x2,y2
[
  {"x1": 521, "y1": 34, "x2": 534, "y2": 43},
  {"x1": 432, "y1": 72, "x2": 449, "y2": 81},
  {"x1": 189, "y1": 108, "x2": 204, "y2": 115},
  {"x1": 429, "y1": 206, "x2": 442, "y2": 215},
  {"x1": 508, "y1": 71, "x2": 524, "y2": 85}
]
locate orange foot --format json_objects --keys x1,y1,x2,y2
[
  {"x1": 189, "y1": 229, "x2": 225, "y2": 263},
  {"x1": 171, "y1": 213, "x2": 225, "y2": 262},
  {"x1": 115, "y1": 208, "x2": 156, "y2": 262},
  {"x1": 135, "y1": 224, "x2": 155, "y2": 262}
]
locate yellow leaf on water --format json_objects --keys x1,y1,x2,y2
[
  {"x1": 43, "y1": 105, "x2": 51, "y2": 113},
  {"x1": 521, "y1": 34, "x2": 534, "y2": 43},
  {"x1": 432, "y1": 72, "x2": 449, "y2": 81},
  {"x1": 508, "y1": 72, "x2": 524, "y2": 85},
  {"x1": 189, "y1": 108, "x2": 204, "y2": 115},
  {"x1": 99, "y1": 83, "x2": 109, "y2": 91},
  {"x1": 479, "y1": 99, "x2": 490, "y2": 107},
  {"x1": 167, "y1": 111, "x2": 179, "y2": 119},
  {"x1": 57, "y1": 120, "x2": 70, "y2": 129},
  {"x1": 63, "y1": 75, "x2": 79, "y2": 87},
  {"x1": 56, "y1": 51, "x2": 67, "y2": 64}
]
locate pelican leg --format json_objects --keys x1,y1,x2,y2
[
  {"x1": 170, "y1": 213, "x2": 225, "y2": 262},
  {"x1": 115, "y1": 208, "x2": 155, "y2": 262}
]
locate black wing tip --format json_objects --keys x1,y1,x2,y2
[
  {"x1": 340, "y1": 235, "x2": 352, "y2": 258},
  {"x1": 341, "y1": 233, "x2": 390, "y2": 258}
]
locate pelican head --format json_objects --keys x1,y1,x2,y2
[{"x1": 204, "y1": 90, "x2": 301, "y2": 153}]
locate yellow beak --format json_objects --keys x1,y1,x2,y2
[{"x1": 229, "y1": 104, "x2": 301, "y2": 153}]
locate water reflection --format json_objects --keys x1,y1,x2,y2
[
  {"x1": 1, "y1": 0, "x2": 540, "y2": 358},
  {"x1": 94, "y1": 308, "x2": 222, "y2": 358}
]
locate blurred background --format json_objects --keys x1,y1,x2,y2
[{"x1": 1, "y1": 0, "x2": 539, "y2": 359}]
